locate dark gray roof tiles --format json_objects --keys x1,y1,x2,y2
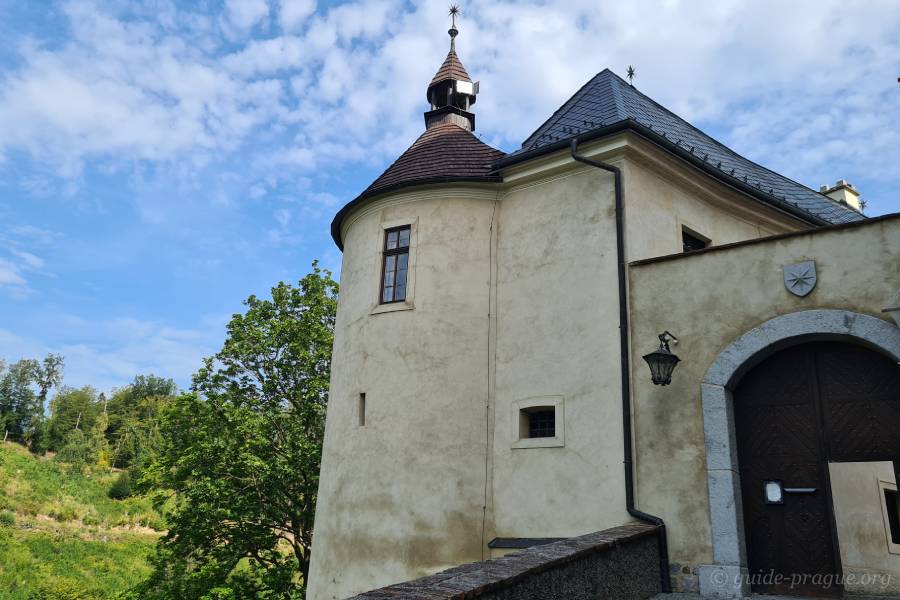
[{"x1": 516, "y1": 69, "x2": 863, "y2": 225}]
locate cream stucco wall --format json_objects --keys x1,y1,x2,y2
[
  {"x1": 628, "y1": 216, "x2": 900, "y2": 590},
  {"x1": 308, "y1": 187, "x2": 499, "y2": 600},
  {"x1": 490, "y1": 166, "x2": 628, "y2": 539},
  {"x1": 310, "y1": 132, "x2": 855, "y2": 598},
  {"x1": 829, "y1": 461, "x2": 900, "y2": 596},
  {"x1": 622, "y1": 136, "x2": 804, "y2": 261}
]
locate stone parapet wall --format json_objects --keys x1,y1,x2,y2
[{"x1": 346, "y1": 523, "x2": 661, "y2": 600}]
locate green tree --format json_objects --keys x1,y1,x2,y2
[
  {"x1": 34, "y1": 354, "x2": 64, "y2": 413},
  {"x1": 0, "y1": 359, "x2": 39, "y2": 443},
  {"x1": 105, "y1": 375, "x2": 177, "y2": 470},
  {"x1": 47, "y1": 387, "x2": 103, "y2": 451},
  {"x1": 139, "y1": 264, "x2": 337, "y2": 599},
  {"x1": 0, "y1": 354, "x2": 64, "y2": 452},
  {"x1": 54, "y1": 409, "x2": 111, "y2": 471}
]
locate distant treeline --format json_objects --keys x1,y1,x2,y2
[
  {"x1": 1, "y1": 263, "x2": 337, "y2": 599},
  {"x1": 0, "y1": 357, "x2": 176, "y2": 491}
]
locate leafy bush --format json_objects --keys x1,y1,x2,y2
[
  {"x1": 0, "y1": 510, "x2": 15, "y2": 527},
  {"x1": 108, "y1": 471, "x2": 132, "y2": 500},
  {"x1": 47, "y1": 502, "x2": 78, "y2": 523},
  {"x1": 27, "y1": 579, "x2": 93, "y2": 600}
]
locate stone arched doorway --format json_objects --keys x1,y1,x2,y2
[{"x1": 698, "y1": 310, "x2": 900, "y2": 599}]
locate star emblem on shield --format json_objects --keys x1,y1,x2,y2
[{"x1": 783, "y1": 260, "x2": 817, "y2": 297}]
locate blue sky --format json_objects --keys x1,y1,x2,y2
[{"x1": 1, "y1": 0, "x2": 898, "y2": 392}]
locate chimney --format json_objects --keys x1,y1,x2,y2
[{"x1": 819, "y1": 179, "x2": 862, "y2": 211}]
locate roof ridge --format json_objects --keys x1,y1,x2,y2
[
  {"x1": 608, "y1": 70, "x2": 627, "y2": 118},
  {"x1": 610, "y1": 73, "x2": 856, "y2": 213},
  {"x1": 512, "y1": 67, "x2": 861, "y2": 225}
]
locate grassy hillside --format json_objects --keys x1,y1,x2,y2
[{"x1": 0, "y1": 442, "x2": 164, "y2": 599}]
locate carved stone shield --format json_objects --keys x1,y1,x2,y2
[{"x1": 783, "y1": 260, "x2": 817, "y2": 297}]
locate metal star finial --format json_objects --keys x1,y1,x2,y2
[
  {"x1": 449, "y1": 4, "x2": 460, "y2": 28},
  {"x1": 448, "y1": 5, "x2": 460, "y2": 51},
  {"x1": 626, "y1": 65, "x2": 636, "y2": 86}
]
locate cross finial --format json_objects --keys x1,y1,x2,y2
[
  {"x1": 448, "y1": 5, "x2": 460, "y2": 51},
  {"x1": 626, "y1": 65, "x2": 636, "y2": 86}
]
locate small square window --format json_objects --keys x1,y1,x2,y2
[
  {"x1": 526, "y1": 409, "x2": 555, "y2": 438},
  {"x1": 512, "y1": 396, "x2": 564, "y2": 449}
]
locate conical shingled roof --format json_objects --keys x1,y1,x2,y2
[
  {"x1": 331, "y1": 124, "x2": 505, "y2": 248},
  {"x1": 361, "y1": 123, "x2": 503, "y2": 196},
  {"x1": 429, "y1": 49, "x2": 472, "y2": 87}
]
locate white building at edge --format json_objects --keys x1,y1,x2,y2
[{"x1": 308, "y1": 21, "x2": 900, "y2": 600}]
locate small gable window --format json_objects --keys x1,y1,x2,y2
[
  {"x1": 682, "y1": 227, "x2": 709, "y2": 253},
  {"x1": 381, "y1": 225, "x2": 411, "y2": 304}
]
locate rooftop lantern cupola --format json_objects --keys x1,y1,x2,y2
[{"x1": 425, "y1": 5, "x2": 478, "y2": 132}]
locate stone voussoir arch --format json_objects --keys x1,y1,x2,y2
[{"x1": 698, "y1": 309, "x2": 900, "y2": 599}]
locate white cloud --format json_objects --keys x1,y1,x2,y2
[
  {"x1": 0, "y1": 225, "x2": 57, "y2": 299},
  {"x1": 10, "y1": 250, "x2": 44, "y2": 270},
  {"x1": 0, "y1": 0, "x2": 898, "y2": 213},
  {"x1": 0, "y1": 259, "x2": 27, "y2": 287},
  {"x1": 225, "y1": 0, "x2": 271, "y2": 31},
  {"x1": 278, "y1": 0, "x2": 316, "y2": 32}
]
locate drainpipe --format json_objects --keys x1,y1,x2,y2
[{"x1": 570, "y1": 138, "x2": 672, "y2": 593}]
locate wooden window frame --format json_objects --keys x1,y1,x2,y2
[{"x1": 380, "y1": 225, "x2": 411, "y2": 304}]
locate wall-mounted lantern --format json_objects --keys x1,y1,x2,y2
[{"x1": 643, "y1": 331, "x2": 680, "y2": 386}]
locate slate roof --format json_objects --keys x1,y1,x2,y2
[
  {"x1": 514, "y1": 69, "x2": 863, "y2": 225},
  {"x1": 331, "y1": 123, "x2": 505, "y2": 248},
  {"x1": 429, "y1": 49, "x2": 472, "y2": 87}
]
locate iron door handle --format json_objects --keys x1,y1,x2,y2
[{"x1": 784, "y1": 487, "x2": 817, "y2": 494}]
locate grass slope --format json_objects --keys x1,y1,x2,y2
[{"x1": 0, "y1": 442, "x2": 164, "y2": 599}]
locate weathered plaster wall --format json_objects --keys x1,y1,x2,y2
[
  {"x1": 310, "y1": 134, "x2": 858, "y2": 598},
  {"x1": 628, "y1": 216, "x2": 900, "y2": 590},
  {"x1": 488, "y1": 139, "x2": 806, "y2": 544},
  {"x1": 491, "y1": 165, "x2": 628, "y2": 539},
  {"x1": 621, "y1": 141, "x2": 805, "y2": 261},
  {"x1": 308, "y1": 187, "x2": 499, "y2": 600},
  {"x1": 829, "y1": 461, "x2": 900, "y2": 596}
]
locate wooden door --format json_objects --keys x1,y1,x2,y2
[
  {"x1": 735, "y1": 344, "x2": 839, "y2": 597},
  {"x1": 734, "y1": 342, "x2": 900, "y2": 597}
]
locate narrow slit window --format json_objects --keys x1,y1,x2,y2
[
  {"x1": 885, "y1": 487, "x2": 900, "y2": 544},
  {"x1": 682, "y1": 227, "x2": 709, "y2": 253},
  {"x1": 358, "y1": 393, "x2": 366, "y2": 427},
  {"x1": 381, "y1": 226, "x2": 411, "y2": 303}
]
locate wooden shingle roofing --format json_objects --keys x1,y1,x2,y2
[
  {"x1": 330, "y1": 123, "x2": 505, "y2": 249},
  {"x1": 429, "y1": 50, "x2": 472, "y2": 87}
]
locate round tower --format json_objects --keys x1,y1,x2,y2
[{"x1": 308, "y1": 17, "x2": 505, "y2": 600}]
